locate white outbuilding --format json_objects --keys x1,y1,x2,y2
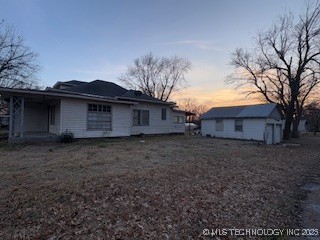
[{"x1": 201, "y1": 103, "x2": 283, "y2": 144}]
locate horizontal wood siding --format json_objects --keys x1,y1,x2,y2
[
  {"x1": 243, "y1": 119, "x2": 266, "y2": 141},
  {"x1": 172, "y1": 112, "x2": 185, "y2": 133},
  {"x1": 201, "y1": 118, "x2": 266, "y2": 141},
  {"x1": 130, "y1": 104, "x2": 185, "y2": 135},
  {"x1": 201, "y1": 120, "x2": 214, "y2": 136},
  {"x1": 60, "y1": 99, "x2": 131, "y2": 138}
]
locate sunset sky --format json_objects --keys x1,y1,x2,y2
[{"x1": 1, "y1": 0, "x2": 306, "y2": 107}]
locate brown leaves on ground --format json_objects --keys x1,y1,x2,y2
[{"x1": 0, "y1": 135, "x2": 319, "y2": 239}]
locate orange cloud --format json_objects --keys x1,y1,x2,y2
[{"x1": 173, "y1": 87, "x2": 264, "y2": 108}]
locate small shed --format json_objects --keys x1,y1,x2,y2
[{"x1": 201, "y1": 103, "x2": 283, "y2": 144}]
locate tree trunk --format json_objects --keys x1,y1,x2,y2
[
  {"x1": 292, "y1": 118, "x2": 300, "y2": 138},
  {"x1": 283, "y1": 101, "x2": 295, "y2": 140},
  {"x1": 292, "y1": 108, "x2": 302, "y2": 138},
  {"x1": 283, "y1": 117, "x2": 292, "y2": 140}
]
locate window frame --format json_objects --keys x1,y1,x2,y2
[
  {"x1": 173, "y1": 116, "x2": 184, "y2": 124},
  {"x1": 235, "y1": 119, "x2": 243, "y2": 132},
  {"x1": 161, "y1": 108, "x2": 167, "y2": 121},
  {"x1": 87, "y1": 103, "x2": 112, "y2": 131},
  {"x1": 215, "y1": 119, "x2": 224, "y2": 131},
  {"x1": 49, "y1": 105, "x2": 55, "y2": 125},
  {"x1": 133, "y1": 109, "x2": 150, "y2": 126}
]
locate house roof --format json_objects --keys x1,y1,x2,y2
[
  {"x1": 120, "y1": 90, "x2": 159, "y2": 101},
  {"x1": 53, "y1": 80, "x2": 86, "y2": 89},
  {"x1": 201, "y1": 103, "x2": 280, "y2": 120},
  {"x1": 49, "y1": 80, "x2": 172, "y2": 105},
  {"x1": 64, "y1": 80, "x2": 86, "y2": 85},
  {"x1": 63, "y1": 80, "x2": 128, "y2": 98},
  {"x1": 0, "y1": 80, "x2": 175, "y2": 106}
]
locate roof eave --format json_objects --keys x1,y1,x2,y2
[
  {"x1": 0, "y1": 87, "x2": 138, "y2": 105},
  {"x1": 201, "y1": 116, "x2": 268, "y2": 120},
  {"x1": 116, "y1": 96, "x2": 175, "y2": 105}
]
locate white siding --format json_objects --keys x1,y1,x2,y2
[
  {"x1": 243, "y1": 119, "x2": 266, "y2": 141},
  {"x1": 281, "y1": 119, "x2": 307, "y2": 133},
  {"x1": 60, "y1": 99, "x2": 131, "y2": 138},
  {"x1": 172, "y1": 112, "x2": 185, "y2": 134},
  {"x1": 274, "y1": 124, "x2": 282, "y2": 143},
  {"x1": 130, "y1": 104, "x2": 185, "y2": 135},
  {"x1": 265, "y1": 124, "x2": 274, "y2": 144},
  {"x1": 298, "y1": 119, "x2": 307, "y2": 133},
  {"x1": 201, "y1": 120, "x2": 215, "y2": 136},
  {"x1": 201, "y1": 118, "x2": 266, "y2": 141}
]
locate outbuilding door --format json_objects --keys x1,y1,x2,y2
[
  {"x1": 274, "y1": 124, "x2": 282, "y2": 144},
  {"x1": 266, "y1": 124, "x2": 274, "y2": 144},
  {"x1": 266, "y1": 124, "x2": 282, "y2": 144}
]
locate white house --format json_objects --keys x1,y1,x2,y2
[
  {"x1": 281, "y1": 119, "x2": 308, "y2": 134},
  {"x1": 297, "y1": 119, "x2": 308, "y2": 133},
  {"x1": 201, "y1": 103, "x2": 283, "y2": 144},
  {"x1": 0, "y1": 80, "x2": 186, "y2": 143}
]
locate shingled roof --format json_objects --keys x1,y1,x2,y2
[
  {"x1": 48, "y1": 80, "x2": 169, "y2": 104},
  {"x1": 52, "y1": 80, "x2": 86, "y2": 89},
  {"x1": 64, "y1": 80, "x2": 128, "y2": 98},
  {"x1": 201, "y1": 103, "x2": 281, "y2": 120}
]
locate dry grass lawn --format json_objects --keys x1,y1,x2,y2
[{"x1": 0, "y1": 134, "x2": 320, "y2": 239}]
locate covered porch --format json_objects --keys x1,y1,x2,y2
[{"x1": 0, "y1": 92, "x2": 61, "y2": 143}]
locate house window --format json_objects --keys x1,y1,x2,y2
[
  {"x1": 161, "y1": 108, "x2": 167, "y2": 120},
  {"x1": 133, "y1": 110, "x2": 149, "y2": 126},
  {"x1": 215, "y1": 119, "x2": 223, "y2": 131},
  {"x1": 173, "y1": 116, "x2": 184, "y2": 124},
  {"x1": 49, "y1": 106, "x2": 55, "y2": 125},
  {"x1": 235, "y1": 119, "x2": 243, "y2": 131},
  {"x1": 87, "y1": 104, "x2": 112, "y2": 130}
]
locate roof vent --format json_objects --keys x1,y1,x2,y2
[{"x1": 134, "y1": 90, "x2": 142, "y2": 96}]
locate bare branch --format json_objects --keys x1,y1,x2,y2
[
  {"x1": 119, "y1": 52, "x2": 191, "y2": 101},
  {"x1": 0, "y1": 22, "x2": 40, "y2": 88},
  {"x1": 228, "y1": 1, "x2": 320, "y2": 139}
]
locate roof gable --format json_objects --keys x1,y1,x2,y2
[
  {"x1": 53, "y1": 80, "x2": 86, "y2": 89},
  {"x1": 65, "y1": 80, "x2": 128, "y2": 97}
]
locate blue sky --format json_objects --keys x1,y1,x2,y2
[{"x1": 1, "y1": 0, "x2": 306, "y2": 105}]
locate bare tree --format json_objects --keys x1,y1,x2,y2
[
  {"x1": 228, "y1": 2, "x2": 320, "y2": 139},
  {"x1": 0, "y1": 21, "x2": 40, "y2": 88},
  {"x1": 119, "y1": 52, "x2": 191, "y2": 101},
  {"x1": 177, "y1": 97, "x2": 209, "y2": 125}
]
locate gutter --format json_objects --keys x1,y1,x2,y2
[{"x1": 0, "y1": 87, "x2": 138, "y2": 105}]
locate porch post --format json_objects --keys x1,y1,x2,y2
[
  {"x1": 9, "y1": 95, "x2": 13, "y2": 138},
  {"x1": 20, "y1": 97, "x2": 25, "y2": 137}
]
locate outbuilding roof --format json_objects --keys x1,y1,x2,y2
[{"x1": 201, "y1": 103, "x2": 281, "y2": 120}]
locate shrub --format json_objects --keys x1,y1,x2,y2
[{"x1": 60, "y1": 130, "x2": 74, "y2": 143}]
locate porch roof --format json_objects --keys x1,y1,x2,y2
[{"x1": 0, "y1": 87, "x2": 138, "y2": 105}]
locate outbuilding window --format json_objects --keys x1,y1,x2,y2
[
  {"x1": 235, "y1": 119, "x2": 243, "y2": 131},
  {"x1": 87, "y1": 104, "x2": 112, "y2": 130},
  {"x1": 133, "y1": 110, "x2": 149, "y2": 126},
  {"x1": 174, "y1": 116, "x2": 184, "y2": 124},
  {"x1": 161, "y1": 108, "x2": 167, "y2": 120},
  {"x1": 215, "y1": 119, "x2": 223, "y2": 131}
]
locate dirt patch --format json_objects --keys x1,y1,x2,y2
[
  {"x1": 298, "y1": 179, "x2": 320, "y2": 240},
  {"x1": 0, "y1": 135, "x2": 320, "y2": 239}
]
